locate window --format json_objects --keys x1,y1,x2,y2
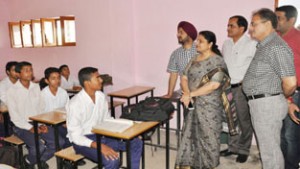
[
  {"x1": 8, "y1": 22, "x2": 22, "y2": 48},
  {"x1": 31, "y1": 19, "x2": 43, "y2": 47},
  {"x1": 8, "y1": 15, "x2": 76, "y2": 48}
]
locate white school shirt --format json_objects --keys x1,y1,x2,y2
[
  {"x1": 60, "y1": 76, "x2": 79, "y2": 90},
  {"x1": 222, "y1": 34, "x2": 257, "y2": 84},
  {"x1": 6, "y1": 80, "x2": 45, "y2": 130},
  {"x1": 66, "y1": 89, "x2": 112, "y2": 147},
  {"x1": 41, "y1": 86, "x2": 69, "y2": 113},
  {"x1": 0, "y1": 77, "x2": 15, "y2": 105}
]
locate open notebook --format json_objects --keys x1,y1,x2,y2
[{"x1": 93, "y1": 119, "x2": 134, "y2": 133}]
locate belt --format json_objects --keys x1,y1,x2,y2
[
  {"x1": 247, "y1": 93, "x2": 281, "y2": 100},
  {"x1": 231, "y1": 83, "x2": 242, "y2": 88}
]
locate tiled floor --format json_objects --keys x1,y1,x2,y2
[{"x1": 40, "y1": 130, "x2": 261, "y2": 169}]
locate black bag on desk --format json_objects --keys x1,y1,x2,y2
[{"x1": 121, "y1": 97, "x2": 175, "y2": 122}]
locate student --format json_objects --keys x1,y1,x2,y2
[
  {"x1": 0, "y1": 61, "x2": 18, "y2": 137},
  {"x1": 7, "y1": 62, "x2": 63, "y2": 169},
  {"x1": 59, "y1": 64, "x2": 81, "y2": 90},
  {"x1": 0, "y1": 61, "x2": 19, "y2": 105},
  {"x1": 41, "y1": 67, "x2": 70, "y2": 148},
  {"x1": 66, "y1": 67, "x2": 142, "y2": 169}
]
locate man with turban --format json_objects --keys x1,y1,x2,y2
[{"x1": 163, "y1": 21, "x2": 198, "y2": 99}]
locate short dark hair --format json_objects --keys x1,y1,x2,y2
[
  {"x1": 253, "y1": 8, "x2": 278, "y2": 29},
  {"x1": 78, "y1": 67, "x2": 98, "y2": 87},
  {"x1": 59, "y1": 64, "x2": 68, "y2": 73},
  {"x1": 44, "y1": 67, "x2": 60, "y2": 79},
  {"x1": 5, "y1": 61, "x2": 18, "y2": 73},
  {"x1": 15, "y1": 61, "x2": 32, "y2": 73},
  {"x1": 276, "y1": 5, "x2": 298, "y2": 22},
  {"x1": 230, "y1": 15, "x2": 248, "y2": 32}
]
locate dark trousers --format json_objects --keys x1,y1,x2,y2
[
  {"x1": 13, "y1": 125, "x2": 65, "y2": 164},
  {"x1": 228, "y1": 86, "x2": 253, "y2": 155},
  {"x1": 281, "y1": 90, "x2": 300, "y2": 169},
  {"x1": 73, "y1": 134, "x2": 143, "y2": 169}
]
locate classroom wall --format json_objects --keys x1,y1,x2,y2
[{"x1": 0, "y1": 0, "x2": 274, "y2": 94}]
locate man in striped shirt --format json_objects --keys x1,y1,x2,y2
[
  {"x1": 243, "y1": 8, "x2": 297, "y2": 169},
  {"x1": 163, "y1": 21, "x2": 198, "y2": 98}
]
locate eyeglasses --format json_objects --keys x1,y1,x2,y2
[{"x1": 250, "y1": 20, "x2": 267, "y2": 27}]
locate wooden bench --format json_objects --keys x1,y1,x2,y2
[
  {"x1": 54, "y1": 146, "x2": 84, "y2": 169},
  {"x1": 4, "y1": 135, "x2": 25, "y2": 168}
]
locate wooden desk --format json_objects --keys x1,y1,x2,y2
[
  {"x1": 92, "y1": 121, "x2": 165, "y2": 169},
  {"x1": 108, "y1": 86, "x2": 155, "y2": 117},
  {"x1": 29, "y1": 111, "x2": 66, "y2": 169},
  {"x1": 0, "y1": 105, "x2": 10, "y2": 137}
]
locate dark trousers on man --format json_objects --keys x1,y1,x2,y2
[
  {"x1": 281, "y1": 90, "x2": 300, "y2": 169},
  {"x1": 228, "y1": 86, "x2": 253, "y2": 155},
  {"x1": 73, "y1": 134, "x2": 143, "y2": 169},
  {"x1": 13, "y1": 125, "x2": 65, "y2": 164}
]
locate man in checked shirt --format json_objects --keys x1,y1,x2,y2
[
  {"x1": 163, "y1": 21, "x2": 198, "y2": 99},
  {"x1": 243, "y1": 8, "x2": 297, "y2": 169}
]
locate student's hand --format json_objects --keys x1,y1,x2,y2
[
  {"x1": 288, "y1": 103, "x2": 300, "y2": 124},
  {"x1": 39, "y1": 125, "x2": 48, "y2": 133},
  {"x1": 29, "y1": 127, "x2": 42, "y2": 134},
  {"x1": 101, "y1": 144, "x2": 119, "y2": 161},
  {"x1": 73, "y1": 86, "x2": 82, "y2": 91}
]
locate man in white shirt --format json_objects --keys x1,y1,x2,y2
[
  {"x1": 41, "y1": 67, "x2": 69, "y2": 147},
  {"x1": 220, "y1": 15, "x2": 257, "y2": 163},
  {"x1": 66, "y1": 67, "x2": 142, "y2": 169},
  {"x1": 0, "y1": 61, "x2": 19, "y2": 105},
  {"x1": 7, "y1": 62, "x2": 57, "y2": 169},
  {"x1": 59, "y1": 64, "x2": 81, "y2": 90}
]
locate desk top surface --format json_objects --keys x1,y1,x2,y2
[
  {"x1": 92, "y1": 121, "x2": 159, "y2": 140},
  {"x1": 108, "y1": 86, "x2": 155, "y2": 98},
  {"x1": 29, "y1": 111, "x2": 66, "y2": 125}
]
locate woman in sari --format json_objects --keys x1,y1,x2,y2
[{"x1": 175, "y1": 31, "x2": 228, "y2": 169}]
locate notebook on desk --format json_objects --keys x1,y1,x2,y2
[{"x1": 94, "y1": 119, "x2": 134, "y2": 133}]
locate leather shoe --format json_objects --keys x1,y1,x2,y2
[
  {"x1": 220, "y1": 149, "x2": 237, "y2": 156},
  {"x1": 236, "y1": 154, "x2": 248, "y2": 163}
]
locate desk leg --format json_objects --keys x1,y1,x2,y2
[
  {"x1": 54, "y1": 125, "x2": 62, "y2": 169},
  {"x1": 136, "y1": 96, "x2": 138, "y2": 104},
  {"x1": 177, "y1": 100, "x2": 181, "y2": 149},
  {"x1": 151, "y1": 90, "x2": 154, "y2": 97},
  {"x1": 110, "y1": 97, "x2": 115, "y2": 118},
  {"x1": 3, "y1": 112, "x2": 9, "y2": 137},
  {"x1": 127, "y1": 98, "x2": 131, "y2": 106},
  {"x1": 126, "y1": 140, "x2": 131, "y2": 169},
  {"x1": 166, "y1": 120, "x2": 170, "y2": 169},
  {"x1": 96, "y1": 135, "x2": 103, "y2": 169},
  {"x1": 142, "y1": 137, "x2": 145, "y2": 169},
  {"x1": 33, "y1": 121, "x2": 42, "y2": 169}
]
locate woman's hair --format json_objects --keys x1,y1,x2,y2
[{"x1": 199, "y1": 31, "x2": 222, "y2": 57}]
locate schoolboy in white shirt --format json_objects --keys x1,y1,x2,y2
[
  {"x1": 66, "y1": 67, "x2": 142, "y2": 169},
  {"x1": 59, "y1": 64, "x2": 81, "y2": 90},
  {"x1": 0, "y1": 61, "x2": 19, "y2": 105},
  {"x1": 7, "y1": 62, "x2": 62, "y2": 169},
  {"x1": 41, "y1": 67, "x2": 70, "y2": 147}
]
